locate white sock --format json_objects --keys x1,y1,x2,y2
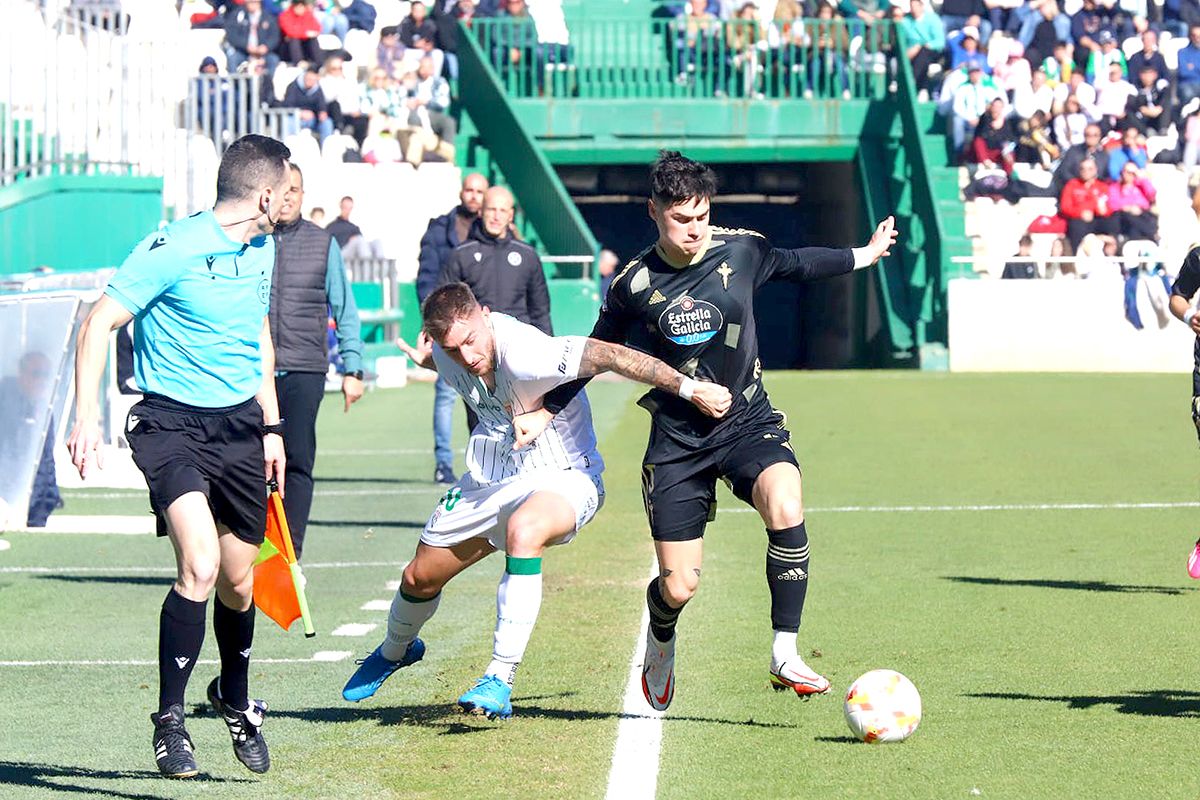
[
  {"x1": 380, "y1": 588, "x2": 440, "y2": 661},
  {"x1": 772, "y1": 630, "x2": 798, "y2": 667},
  {"x1": 485, "y1": 559, "x2": 543, "y2": 687}
]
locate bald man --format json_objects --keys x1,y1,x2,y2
[{"x1": 439, "y1": 186, "x2": 551, "y2": 336}]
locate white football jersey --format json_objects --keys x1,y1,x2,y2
[{"x1": 432, "y1": 312, "x2": 604, "y2": 485}]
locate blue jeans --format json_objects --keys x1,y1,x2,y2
[
  {"x1": 296, "y1": 115, "x2": 334, "y2": 144},
  {"x1": 433, "y1": 375, "x2": 454, "y2": 467},
  {"x1": 321, "y1": 12, "x2": 349, "y2": 41}
]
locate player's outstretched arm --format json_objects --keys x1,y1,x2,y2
[
  {"x1": 396, "y1": 332, "x2": 436, "y2": 371},
  {"x1": 67, "y1": 296, "x2": 133, "y2": 478},
  {"x1": 577, "y1": 339, "x2": 733, "y2": 419}
]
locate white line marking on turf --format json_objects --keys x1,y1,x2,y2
[
  {"x1": 332, "y1": 623, "x2": 378, "y2": 637},
  {"x1": 0, "y1": 654, "x2": 350, "y2": 667},
  {"x1": 719, "y1": 501, "x2": 1200, "y2": 514},
  {"x1": 10, "y1": 515, "x2": 155, "y2": 534},
  {"x1": 386, "y1": 580, "x2": 401, "y2": 590},
  {"x1": 0, "y1": 539, "x2": 9, "y2": 552},
  {"x1": 360, "y1": 600, "x2": 392, "y2": 611},
  {"x1": 0, "y1": 563, "x2": 410, "y2": 575},
  {"x1": 605, "y1": 561, "x2": 664, "y2": 800}
]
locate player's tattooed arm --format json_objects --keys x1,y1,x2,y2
[{"x1": 577, "y1": 339, "x2": 733, "y2": 419}]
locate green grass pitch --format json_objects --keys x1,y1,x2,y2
[{"x1": 1, "y1": 372, "x2": 1198, "y2": 799}]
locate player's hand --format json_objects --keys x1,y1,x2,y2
[
  {"x1": 690, "y1": 381, "x2": 733, "y2": 418},
  {"x1": 264, "y1": 433, "x2": 286, "y2": 497},
  {"x1": 1189, "y1": 313, "x2": 1200, "y2": 335},
  {"x1": 512, "y1": 407, "x2": 553, "y2": 450},
  {"x1": 866, "y1": 215, "x2": 898, "y2": 263},
  {"x1": 397, "y1": 332, "x2": 434, "y2": 369},
  {"x1": 342, "y1": 374, "x2": 364, "y2": 412},
  {"x1": 66, "y1": 417, "x2": 104, "y2": 479}
]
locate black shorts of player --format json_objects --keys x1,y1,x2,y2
[
  {"x1": 640, "y1": 415, "x2": 799, "y2": 542},
  {"x1": 125, "y1": 393, "x2": 268, "y2": 545}
]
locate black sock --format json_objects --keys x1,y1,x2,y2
[
  {"x1": 766, "y1": 522, "x2": 810, "y2": 633},
  {"x1": 213, "y1": 597, "x2": 256, "y2": 711},
  {"x1": 646, "y1": 577, "x2": 683, "y2": 642},
  {"x1": 158, "y1": 589, "x2": 207, "y2": 713}
]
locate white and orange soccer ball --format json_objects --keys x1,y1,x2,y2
[{"x1": 843, "y1": 669, "x2": 921, "y2": 743}]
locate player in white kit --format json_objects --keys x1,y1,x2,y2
[{"x1": 342, "y1": 282, "x2": 732, "y2": 718}]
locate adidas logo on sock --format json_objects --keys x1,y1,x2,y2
[
  {"x1": 778, "y1": 567, "x2": 808, "y2": 581},
  {"x1": 240, "y1": 648, "x2": 252, "y2": 659},
  {"x1": 174, "y1": 657, "x2": 190, "y2": 669}
]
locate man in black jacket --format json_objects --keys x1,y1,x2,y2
[
  {"x1": 440, "y1": 186, "x2": 551, "y2": 335},
  {"x1": 417, "y1": 172, "x2": 488, "y2": 484},
  {"x1": 223, "y1": 0, "x2": 281, "y2": 76}
]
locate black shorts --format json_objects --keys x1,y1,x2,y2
[
  {"x1": 640, "y1": 413, "x2": 800, "y2": 542},
  {"x1": 126, "y1": 394, "x2": 268, "y2": 545}
]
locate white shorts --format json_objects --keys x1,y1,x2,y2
[{"x1": 421, "y1": 468, "x2": 605, "y2": 551}]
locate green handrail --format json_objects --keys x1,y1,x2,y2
[{"x1": 457, "y1": 19, "x2": 599, "y2": 262}]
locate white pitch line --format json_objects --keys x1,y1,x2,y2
[
  {"x1": 0, "y1": 654, "x2": 351, "y2": 667},
  {"x1": 605, "y1": 561, "x2": 664, "y2": 800},
  {"x1": 386, "y1": 580, "x2": 401, "y2": 591},
  {"x1": 332, "y1": 623, "x2": 378, "y2": 637},
  {"x1": 0, "y1": 563, "x2": 410, "y2": 575},
  {"x1": 9, "y1": 515, "x2": 155, "y2": 535},
  {"x1": 360, "y1": 599, "x2": 392, "y2": 611},
  {"x1": 719, "y1": 501, "x2": 1200, "y2": 514}
]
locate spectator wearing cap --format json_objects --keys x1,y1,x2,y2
[
  {"x1": 377, "y1": 25, "x2": 404, "y2": 78},
  {"x1": 948, "y1": 24, "x2": 991, "y2": 72},
  {"x1": 1095, "y1": 60, "x2": 1137, "y2": 125},
  {"x1": 283, "y1": 65, "x2": 335, "y2": 143},
  {"x1": 899, "y1": 0, "x2": 946, "y2": 95},
  {"x1": 1019, "y1": 4, "x2": 1068, "y2": 69},
  {"x1": 940, "y1": 0, "x2": 989, "y2": 40},
  {"x1": 1086, "y1": 30, "x2": 1127, "y2": 84},
  {"x1": 1071, "y1": 0, "x2": 1112, "y2": 71},
  {"x1": 1179, "y1": 24, "x2": 1200, "y2": 106},
  {"x1": 1108, "y1": 162, "x2": 1158, "y2": 240},
  {"x1": 1126, "y1": 64, "x2": 1172, "y2": 133},
  {"x1": 279, "y1": 0, "x2": 323, "y2": 65},
  {"x1": 343, "y1": 0, "x2": 377, "y2": 33},
  {"x1": 1059, "y1": 157, "x2": 1118, "y2": 251},
  {"x1": 951, "y1": 60, "x2": 1004, "y2": 154},
  {"x1": 1107, "y1": 124, "x2": 1149, "y2": 179}
]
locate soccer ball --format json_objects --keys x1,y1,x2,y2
[{"x1": 843, "y1": 669, "x2": 921, "y2": 743}]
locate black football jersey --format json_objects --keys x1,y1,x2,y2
[
  {"x1": 585, "y1": 227, "x2": 853, "y2": 448},
  {"x1": 1172, "y1": 245, "x2": 1200, "y2": 393}
]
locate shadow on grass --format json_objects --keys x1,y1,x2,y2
[
  {"x1": 944, "y1": 576, "x2": 1193, "y2": 595},
  {"x1": 813, "y1": 736, "x2": 862, "y2": 745},
  {"x1": 33, "y1": 575, "x2": 171, "y2": 587},
  {"x1": 275, "y1": 692, "x2": 802, "y2": 734},
  {"x1": 968, "y1": 689, "x2": 1200, "y2": 718},
  {"x1": 0, "y1": 760, "x2": 251, "y2": 800},
  {"x1": 309, "y1": 520, "x2": 426, "y2": 530}
]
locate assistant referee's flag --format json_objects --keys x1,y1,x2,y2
[{"x1": 253, "y1": 491, "x2": 316, "y2": 637}]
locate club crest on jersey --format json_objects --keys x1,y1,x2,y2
[{"x1": 658, "y1": 295, "x2": 723, "y2": 345}]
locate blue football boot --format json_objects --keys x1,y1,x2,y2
[
  {"x1": 457, "y1": 675, "x2": 513, "y2": 720},
  {"x1": 342, "y1": 639, "x2": 425, "y2": 702}
]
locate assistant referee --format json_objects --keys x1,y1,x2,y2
[{"x1": 68, "y1": 134, "x2": 291, "y2": 779}]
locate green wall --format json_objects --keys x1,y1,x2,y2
[{"x1": 0, "y1": 175, "x2": 163, "y2": 274}]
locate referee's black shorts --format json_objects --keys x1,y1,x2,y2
[
  {"x1": 640, "y1": 410, "x2": 800, "y2": 542},
  {"x1": 125, "y1": 394, "x2": 267, "y2": 545}
]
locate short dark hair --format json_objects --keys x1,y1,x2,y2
[
  {"x1": 650, "y1": 150, "x2": 717, "y2": 207},
  {"x1": 341, "y1": 195, "x2": 354, "y2": 203},
  {"x1": 422, "y1": 282, "x2": 480, "y2": 341},
  {"x1": 216, "y1": 134, "x2": 290, "y2": 204}
]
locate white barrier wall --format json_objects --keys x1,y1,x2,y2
[{"x1": 948, "y1": 277, "x2": 1195, "y2": 373}]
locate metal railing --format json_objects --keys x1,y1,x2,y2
[
  {"x1": 467, "y1": 17, "x2": 897, "y2": 100},
  {"x1": 1, "y1": 2, "x2": 175, "y2": 187},
  {"x1": 186, "y1": 74, "x2": 302, "y2": 156}
]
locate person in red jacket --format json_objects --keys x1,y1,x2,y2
[
  {"x1": 279, "y1": 0, "x2": 323, "y2": 65},
  {"x1": 1059, "y1": 157, "x2": 1118, "y2": 252}
]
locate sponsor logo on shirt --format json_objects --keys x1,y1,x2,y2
[{"x1": 657, "y1": 295, "x2": 724, "y2": 346}]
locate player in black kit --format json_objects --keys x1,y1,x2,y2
[
  {"x1": 1170, "y1": 246, "x2": 1200, "y2": 442},
  {"x1": 513, "y1": 151, "x2": 897, "y2": 710}
]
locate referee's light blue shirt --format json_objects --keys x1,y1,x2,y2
[{"x1": 106, "y1": 211, "x2": 274, "y2": 408}]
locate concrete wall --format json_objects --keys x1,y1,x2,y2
[{"x1": 948, "y1": 277, "x2": 1193, "y2": 373}]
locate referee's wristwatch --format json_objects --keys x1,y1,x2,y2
[
  {"x1": 261, "y1": 421, "x2": 285, "y2": 437},
  {"x1": 346, "y1": 370, "x2": 364, "y2": 380}
]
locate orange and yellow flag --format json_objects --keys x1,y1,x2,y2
[{"x1": 253, "y1": 491, "x2": 315, "y2": 637}]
